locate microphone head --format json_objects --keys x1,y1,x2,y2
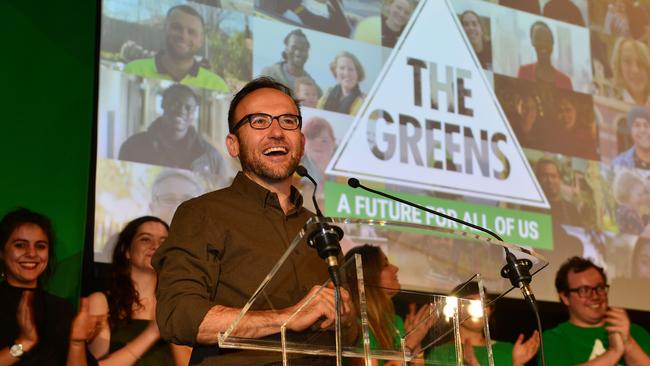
[
  {"x1": 295, "y1": 165, "x2": 308, "y2": 177},
  {"x1": 347, "y1": 178, "x2": 360, "y2": 188}
]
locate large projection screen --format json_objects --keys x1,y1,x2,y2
[{"x1": 94, "y1": 0, "x2": 650, "y2": 310}]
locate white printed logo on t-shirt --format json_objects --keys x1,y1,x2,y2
[{"x1": 589, "y1": 339, "x2": 606, "y2": 360}]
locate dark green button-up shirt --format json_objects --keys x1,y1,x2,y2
[{"x1": 153, "y1": 172, "x2": 330, "y2": 365}]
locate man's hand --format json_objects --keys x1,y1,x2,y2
[
  {"x1": 608, "y1": 331, "x2": 626, "y2": 358},
  {"x1": 198, "y1": 284, "x2": 352, "y2": 344},
  {"x1": 605, "y1": 307, "x2": 631, "y2": 346},
  {"x1": 285, "y1": 285, "x2": 351, "y2": 332},
  {"x1": 512, "y1": 330, "x2": 540, "y2": 366}
]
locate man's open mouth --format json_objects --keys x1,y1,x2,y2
[{"x1": 263, "y1": 147, "x2": 288, "y2": 156}]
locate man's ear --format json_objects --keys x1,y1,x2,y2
[
  {"x1": 226, "y1": 133, "x2": 240, "y2": 158},
  {"x1": 559, "y1": 292, "x2": 570, "y2": 306}
]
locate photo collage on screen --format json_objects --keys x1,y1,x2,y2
[
  {"x1": 94, "y1": 0, "x2": 422, "y2": 263},
  {"x1": 448, "y1": 0, "x2": 650, "y2": 290},
  {"x1": 93, "y1": 0, "x2": 650, "y2": 298}
]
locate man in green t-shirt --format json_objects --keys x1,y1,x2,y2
[
  {"x1": 123, "y1": 5, "x2": 229, "y2": 92},
  {"x1": 541, "y1": 256, "x2": 650, "y2": 365}
]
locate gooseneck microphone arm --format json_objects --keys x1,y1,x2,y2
[
  {"x1": 296, "y1": 166, "x2": 343, "y2": 287},
  {"x1": 296, "y1": 165, "x2": 323, "y2": 217},
  {"x1": 346, "y1": 177, "x2": 538, "y2": 294},
  {"x1": 347, "y1": 178, "x2": 503, "y2": 241},
  {"x1": 346, "y1": 177, "x2": 546, "y2": 366},
  {"x1": 296, "y1": 166, "x2": 344, "y2": 366}
]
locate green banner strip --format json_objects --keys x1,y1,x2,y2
[{"x1": 324, "y1": 181, "x2": 553, "y2": 249}]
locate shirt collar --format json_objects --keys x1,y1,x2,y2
[
  {"x1": 232, "y1": 172, "x2": 304, "y2": 214},
  {"x1": 154, "y1": 51, "x2": 201, "y2": 79}
]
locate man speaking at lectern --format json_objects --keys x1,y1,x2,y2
[{"x1": 152, "y1": 77, "x2": 347, "y2": 365}]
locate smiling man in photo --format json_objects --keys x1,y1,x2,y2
[
  {"x1": 124, "y1": 4, "x2": 229, "y2": 92},
  {"x1": 118, "y1": 84, "x2": 227, "y2": 176}
]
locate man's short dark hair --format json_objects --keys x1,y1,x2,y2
[
  {"x1": 284, "y1": 29, "x2": 309, "y2": 47},
  {"x1": 227, "y1": 76, "x2": 301, "y2": 133},
  {"x1": 555, "y1": 256, "x2": 607, "y2": 294},
  {"x1": 530, "y1": 20, "x2": 552, "y2": 41},
  {"x1": 161, "y1": 84, "x2": 199, "y2": 110},
  {"x1": 166, "y1": 4, "x2": 205, "y2": 28},
  {"x1": 282, "y1": 29, "x2": 310, "y2": 61},
  {"x1": 627, "y1": 106, "x2": 650, "y2": 132}
]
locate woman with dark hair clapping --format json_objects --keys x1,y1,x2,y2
[
  {"x1": 87, "y1": 216, "x2": 190, "y2": 366},
  {"x1": 0, "y1": 208, "x2": 75, "y2": 365}
]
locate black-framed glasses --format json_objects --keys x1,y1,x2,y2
[
  {"x1": 567, "y1": 284, "x2": 609, "y2": 298},
  {"x1": 232, "y1": 113, "x2": 302, "y2": 132}
]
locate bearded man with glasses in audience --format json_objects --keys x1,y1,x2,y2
[
  {"x1": 540, "y1": 256, "x2": 650, "y2": 365},
  {"x1": 152, "y1": 76, "x2": 350, "y2": 366}
]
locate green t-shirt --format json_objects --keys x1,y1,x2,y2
[
  {"x1": 124, "y1": 57, "x2": 229, "y2": 92},
  {"x1": 541, "y1": 321, "x2": 650, "y2": 366},
  {"x1": 425, "y1": 340, "x2": 513, "y2": 365}
]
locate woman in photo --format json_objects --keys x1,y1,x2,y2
[
  {"x1": 301, "y1": 117, "x2": 337, "y2": 191},
  {"x1": 613, "y1": 170, "x2": 650, "y2": 235},
  {"x1": 381, "y1": 0, "x2": 415, "y2": 48},
  {"x1": 611, "y1": 38, "x2": 650, "y2": 107},
  {"x1": 545, "y1": 94, "x2": 598, "y2": 160},
  {"x1": 460, "y1": 10, "x2": 492, "y2": 70},
  {"x1": 511, "y1": 91, "x2": 543, "y2": 149},
  {"x1": 318, "y1": 51, "x2": 366, "y2": 115},
  {"x1": 517, "y1": 21, "x2": 573, "y2": 90}
]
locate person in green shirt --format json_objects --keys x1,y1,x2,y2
[
  {"x1": 540, "y1": 256, "x2": 650, "y2": 365},
  {"x1": 344, "y1": 244, "x2": 434, "y2": 366},
  {"x1": 426, "y1": 281, "x2": 540, "y2": 366},
  {"x1": 123, "y1": 5, "x2": 229, "y2": 93}
]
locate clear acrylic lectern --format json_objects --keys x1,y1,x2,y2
[{"x1": 218, "y1": 217, "x2": 548, "y2": 365}]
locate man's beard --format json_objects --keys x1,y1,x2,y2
[{"x1": 239, "y1": 143, "x2": 302, "y2": 181}]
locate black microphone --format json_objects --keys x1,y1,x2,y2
[
  {"x1": 501, "y1": 250, "x2": 535, "y2": 306},
  {"x1": 346, "y1": 178, "x2": 537, "y2": 306},
  {"x1": 296, "y1": 166, "x2": 343, "y2": 286}
]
